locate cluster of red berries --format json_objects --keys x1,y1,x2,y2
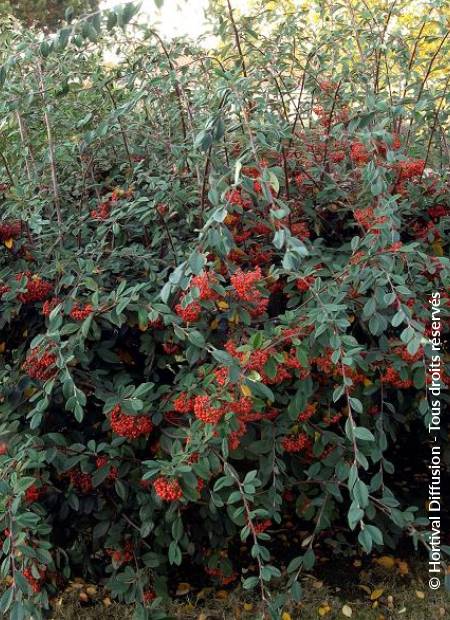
[
  {"x1": 204, "y1": 566, "x2": 238, "y2": 585},
  {"x1": 173, "y1": 393, "x2": 194, "y2": 413},
  {"x1": 153, "y1": 476, "x2": 183, "y2": 501},
  {"x1": 225, "y1": 188, "x2": 252, "y2": 209},
  {"x1": 323, "y1": 411, "x2": 343, "y2": 426},
  {"x1": 0, "y1": 221, "x2": 21, "y2": 242},
  {"x1": 193, "y1": 395, "x2": 225, "y2": 424},
  {"x1": 354, "y1": 207, "x2": 387, "y2": 231},
  {"x1": 96, "y1": 456, "x2": 119, "y2": 480},
  {"x1": 228, "y1": 419, "x2": 247, "y2": 450},
  {"x1": 162, "y1": 342, "x2": 180, "y2": 354},
  {"x1": 350, "y1": 142, "x2": 370, "y2": 165},
  {"x1": 253, "y1": 519, "x2": 272, "y2": 534},
  {"x1": 143, "y1": 589, "x2": 156, "y2": 603},
  {"x1": 214, "y1": 367, "x2": 229, "y2": 386},
  {"x1": 230, "y1": 266, "x2": 268, "y2": 315},
  {"x1": 110, "y1": 404, "x2": 153, "y2": 440},
  {"x1": 68, "y1": 469, "x2": 93, "y2": 494},
  {"x1": 296, "y1": 275, "x2": 315, "y2": 292},
  {"x1": 23, "y1": 566, "x2": 46, "y2": 593},
  {"x1": 428, "y1": 204, "x2": 448, "y2": 219},
  {"x1": 25, "y1": 484, "x2": 42, "y2": 503},
  {"x1": 380, "y1": 367, "x2": 412, "y2": 389},
  {"x1": 107, "y1": 540, "x2": 134, "y2": 565},
  {"x1": 297, "y1": 403, "x2": 317, "y2": 423},
  {"x1": 91, "y1": 201, "x2": 111, "y2": 220},
  {"x1": 226, "y1": 339, "x2": 310, "y2": 386},
  {"x1": 191, "y1": 271, "x2": 218, "y2": 300},
  {"x1": 70, "y1": 303, "x2": 94, "y2": 321},
  {"x1": 23, "y1": 347, "x2": 57, "y2": 381},
  {"x1": 230, "y1": 266, "x2": 263, "y2": 302},
  {"x1": 16, "y1": 273, "x2": 53, "y2": 303},
  {"x1": 395, "y1": 159, "x2": 425, "y2": 181},
  {"x1": 282, "y1": 433, "x2": 312, "y2": 453},
  {"x1": 290, "y1": 221, "x2": 311, "y2": 240},
  {"x1": 175, "y1": 296, "x2": 201, "y2": 323},
  {"x1": 42, "y1": 297, "x2": 61, "y2": 316},
  {"x1": 313, "y1": 105, "x2": 349, "y2": 129}
]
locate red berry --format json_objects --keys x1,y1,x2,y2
[
  {"x1": 153, "y1": 477, "x2": 183, "y2": 501},
  {"x1": 109, "y1": 404, "x2": 153, "y2": 440}
]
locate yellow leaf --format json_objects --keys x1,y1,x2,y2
[
  {"x1": 4, "y1": 238, "x2": 13, "y2": 249},
  {"x1": 396, "y1": 560, "x2": 409, "y2": 575},
  {"x1": 370, "y1": 588, "x2": 384, "y2": 601},
  {"x1": 240, "y1": 384, "x2": 252, "y2": 397},
  {"x1": 415, "y1": 590, "x2": 425, "y2": 599},
  {"x1": 432, "y1": 240, "x2": 444, "y2": 256},
  {"x1": 175, "y1": 582, "x2": 191, "y2": 596},
  {"x1": 318, "y1": 603, "x2": 332, "y2": 616},
  {"x1": 210, "y1": 319, "x2": 219, "y2": 330},
  {"x1": 196, "y1": 588, "x2": 213, "y2": 601},
  {"x1": 244, "y1": 603, "x2": 254, "y2": 612},
  {"x1": 228, "y1": 312, "x2": 240, "y2": 325},
  {"x1": 217, "y1": 300, "x2": 229, "y2": 310},
  {"x1": 374, "y1": 556, "x2": 395, "y2": 570},
  {"x1": 342, "y1": 604, "x2": 353, "y2": 617},
  {"x1": 281, "y1": 613, "x2": 291, "y2": 620}
]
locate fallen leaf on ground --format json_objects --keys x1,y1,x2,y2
[
  {"x1": 370, "y1": 588, "x2": 384, "y2": 601},
  {"x1": 342, "y1": 604, "x2": 353, "y2": 617},
  {"x1": 374, "y1": 556, "x2": 395, "y2": 570},
  {"x1": 215, "y1": 589, "x2": 228, "y2": 599},
  {"x1": 415, "y1": 590, "x2": 425, "y2": 599},
  {"x1": 396, "y1": 560, "x2": 409, "y2": 575},
  {"x1": 175, "y1": 582, "x2": 191, "y2": 596},
  {"x1": 318, "y1": 603, "x2": 332, "y2": 616}
]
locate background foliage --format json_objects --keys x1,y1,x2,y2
[
  {"x1": 0, "y1": 0, "x2": 99, "y2": 30},
  {"x1": 0, "y1": 1, "x2": 449, "y2": 618}
]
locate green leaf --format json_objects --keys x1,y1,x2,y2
[
  {"x1": 354, "y1": 427, "x2": 375, "y2": 442},
  {"x1": 348, "y1": 502, "x2": 364, "y2": 530}
]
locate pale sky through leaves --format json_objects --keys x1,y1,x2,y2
[{"x1": 100, "y1": 0, "x2": 246, "y2": 39}]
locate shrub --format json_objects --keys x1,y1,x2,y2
[{"x1": 0, "y1": 1, "x2": 449, "y2": 618}]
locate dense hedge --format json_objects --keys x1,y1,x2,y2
[{"x1": 0, "y1": 1, "x2": 449, "y2": 619}]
